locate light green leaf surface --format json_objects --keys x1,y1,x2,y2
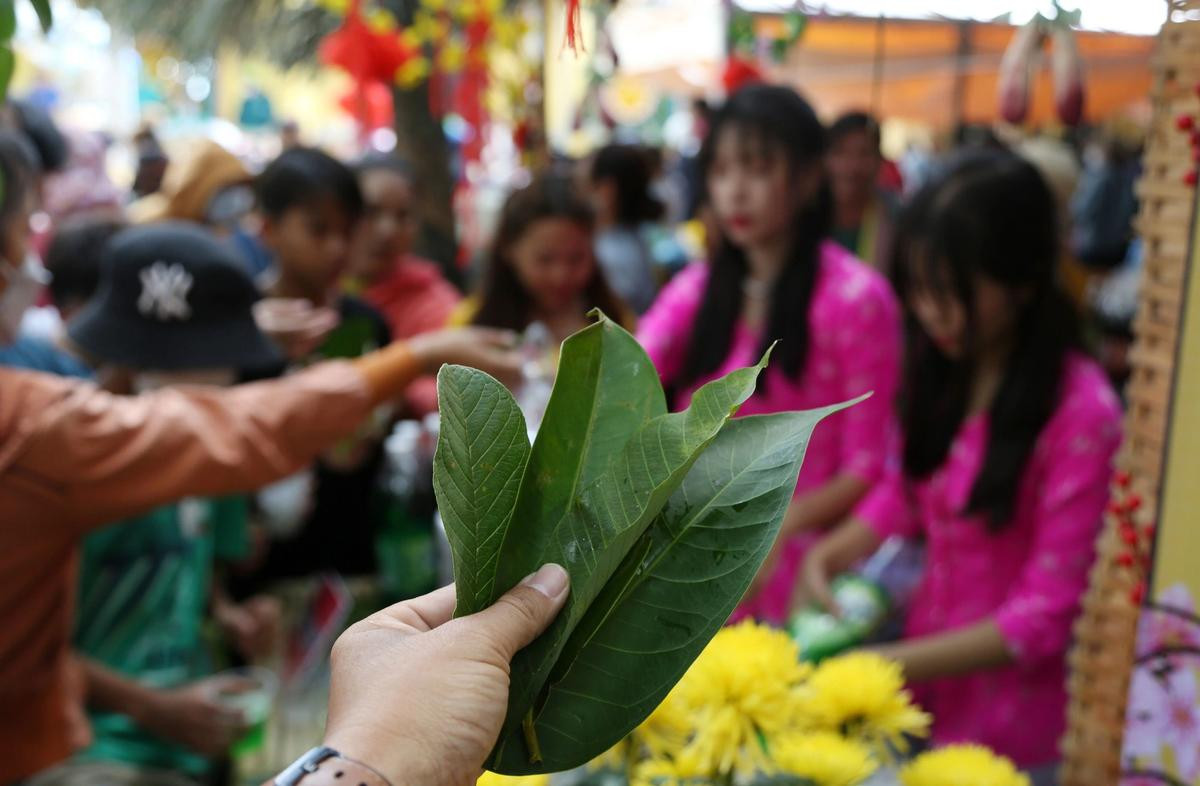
[{"x1": 432, "y1": 365, "x2": 530, "y2": 612}]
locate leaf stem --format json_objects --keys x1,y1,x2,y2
[{"x1": 522, "y1": 710, "x2": 543, "y2": 764}]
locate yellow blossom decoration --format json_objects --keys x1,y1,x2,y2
[
  {"x1": 770, "y1": 732, "x2": 878, "y2": 786},
  {"x1": 411, "y1": 10, "x2": 449, "y2": 45},
  {"x1": 365, "y1": 7, "x2": 397, "y2": 32},
  {"x1": 438, "y1": 38, "x2": 468, "y2": 74},
  {"x1": 799, "y1": 651, "x2": 930, "y2": 759},
  {"x1": 476, "y1": 773, "x2": 549, "y2": 786},
  {"x1": 395, "y1": 56, "x2": 431, "y2": 88},
  {"x1": 899, "y1": 745, "x2": 1030, "y2": 786}
]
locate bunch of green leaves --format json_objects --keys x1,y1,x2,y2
[{"x1": 433, "y1": 313, "x2": 859, "y2": 775}]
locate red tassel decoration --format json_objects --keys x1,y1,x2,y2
[{"x1": 564, "y1": 0, "x2": 584, "y2": 54}]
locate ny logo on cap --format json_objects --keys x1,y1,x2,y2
[{"x1": 138, "y1": 261, "x2": 193, "y2": 321}]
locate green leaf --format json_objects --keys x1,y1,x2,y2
[
  {"x1": 490, "y1": 349, "x2": 773, "y2": 770},
  {"x1": 27, "y1": 0, "x2": 50, "y2": 33},
  {"x1": 493, "y1": 404, "x2": 861, "y2": 773},
  {"x1": 0, "y1": 47, "x2": 14, "y2": 101},
  {"x1": 0, "y1": 2, "x2": 16, "y2": 43},
  {"x1": 432, "y1": 365, "x2": 530, "y2": 613},
  {"x1": 489, "y1": 313, "x2": 667, "y2": 604}
]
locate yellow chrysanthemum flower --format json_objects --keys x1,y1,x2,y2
[
  {"x1": 476, "y1": 773, "x2": 549, "y2": 786},
  {"x1": 899, "y1": 745, "x2": 1030, "y2": 786},
  {"x1": 668, "y1": 622, "x2": 812, "y2": 776},
  {"x1": 799, "y1": 652, "x2": 930, "y2": 758},
  {"x1": 770, "y1": 732, "x2": 878, "y2": 786},
  {"x1": 632, "y1": 751, "x2": 710, "y2": 786}
]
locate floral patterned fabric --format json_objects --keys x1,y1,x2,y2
[{"x1": 858, "y1": 354, "x2": 1123, "y2": 767}]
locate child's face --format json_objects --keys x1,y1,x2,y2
[
  {"x1": 263, "y1": 200, "x2": 355, "y2": 298},
  {"x1": 707, "y1": 129, "x2": 811, "y2": 251},
  {"x1": 508, "y1": 217, "x2": 594, "y2": 316},
  {"x1": 351, "y1": 169, "x2": 417, "y2": 282}
]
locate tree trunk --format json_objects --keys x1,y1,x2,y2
[
  {"x1": 385, "y1": 0, "x2": 460, "y2": 286},
  {"x1": 392, "y1": 82, "x2": 459, "y2": 285}
]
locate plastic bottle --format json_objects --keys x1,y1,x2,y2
[
  {"x1": 373, "y1": 420, "x2": 438, "y2": 602},
  {"x1": 787, "y1": 536, "x2": 924, "y2": 661}
]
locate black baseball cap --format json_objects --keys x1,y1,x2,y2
[{"x1": 69, "y1": 221, "x2": 283, "y2": 371}]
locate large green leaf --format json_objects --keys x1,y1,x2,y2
[
  {"x1": 497, "y1": 405, "x2": 863, "y2": 773},
  {"x1": 490, "y1": 313, "x2": 667, "y2": 602},
  {"x1": 0, "y1": 47, "x2": 13, "y2": 100},
  {"x1": 490, "y1": 350, "x2": 771, "y2": 769},
  {"x1": 432, "y1": 365, "x2": 530, "y2": 612},
  {"x1": 0, "y1": 2, "x2": 16, "y2": 43},
  {"x1": 27, "y1": 0, "x2": 50, "y2": 33}
]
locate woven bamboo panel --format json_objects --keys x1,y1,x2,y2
[{"x1": 1059, "y1": 2, "x2": 1200, "y2": 783}]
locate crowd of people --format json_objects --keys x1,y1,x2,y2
[{"x1": 0, "y1": 77, "x2": 1139, "y2": 786}]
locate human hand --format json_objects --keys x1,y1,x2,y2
[
  {"x1": 254, "y1": 298, "x2": 339, "y2": 360},
  {"x1": 135, "y1": 676, "x2": 250, "y2": 756},
  {"x1": 797, "y1": 537, "x2": 840, "y2": 617},
  {"x1": 407, "y1": 327, "x2": 523, "y2": 388},
  {"x1": 323, "y1": 564, "x2": 570, "y2": 786},
  {"x1": 216, "y1": 594, "x2": 282, "y2": 662}
]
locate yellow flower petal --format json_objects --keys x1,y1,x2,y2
[
  {"x1": 476, "y1": 774, "x2": 550, "y2": 786},
  {"x1": 771, "y1": 732, "x2": 878, "y2": 786},
  {"x1": 899, "y1": 745, "x2": 1031, "y2": 786}
]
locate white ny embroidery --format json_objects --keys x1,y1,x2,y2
[{"x1": 138, "y1": 261, "x2": 193, "y2": 321}]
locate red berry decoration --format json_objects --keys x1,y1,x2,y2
[
  {"x1": 1114, "y1": 470, "x2": 1131, "y2": 488},
  {"x1": 1179, "y1": 114, "x2": 1197, "y2": 132},
  {"x1": 1107, "y1": 499, "x2": 1125, "y2": 516},
  {"x1": 1120, "y1": 526, "x2": 1138, "y2": 546},
  {"x1": 1186, "y1": 169, "x2": 1199, "y2": 187},
  {"x1": 1131, "y1": 582, "x2": 1146, "y2": 606},
  {"x1": 1144, "y1": 523, "x2": 1157, "y2": 539},
  {"x1": 1192, "y1": 130, "x2": 1200, "y2": 147},
  {"x1": 1126, "y1": 494, "x2": 1143, "y2": 512},
  {"x1": 1116, "y1": 552, "x2": 1137, "y2": 568}
]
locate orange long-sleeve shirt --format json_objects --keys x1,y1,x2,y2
[{"x1": 0, "y1": 347, "x2": 418, "y2": 781}]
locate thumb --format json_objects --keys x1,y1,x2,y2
[{"x1": 470, "y1": 564, "x2": 570, "y2": 662}]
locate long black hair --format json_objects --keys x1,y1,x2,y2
[
  {"x1": 680, "y1": 84, "x2": 833, "y2": 390},
  {"x1": 893, "y1": 150, "x2": 1082, "y2": 529},
  {"x1": 472, "y1": 174, "x2": 625, "y2": 332}
]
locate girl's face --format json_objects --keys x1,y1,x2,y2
[
  {"x1": 907, "y1": 256, "x2": 1020, "y2": 361},
  {"x1": 706, "y1": 128, "x2": 812, "y2": 250},
  {"x1": 507, "y1": 217, "x2": 594, "y2": 315},
  {"x1": 263, "y1": 199, "x2": 355, "y2": 300},
  {"x1": 352, "y1": 169, "x2": 417, "y2": 281}
]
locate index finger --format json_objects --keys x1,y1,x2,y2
[{"x1": 374, "y1": 583, "x2": 458, "y2": 632}]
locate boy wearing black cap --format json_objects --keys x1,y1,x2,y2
[{"x1": 65, "y1": 222, "x2": 285, "y2": 779}]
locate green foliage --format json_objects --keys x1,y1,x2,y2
[{"x1": 434, "y1": 313, "x2": 862, "y2": 774}]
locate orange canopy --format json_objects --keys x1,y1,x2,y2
[{"x1": 765, "y1": 15, "x2": 1154, "y2": 127}]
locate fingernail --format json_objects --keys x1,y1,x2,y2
[{"x1": 522, "y1": 563, "x2": 569, "y2": 599}]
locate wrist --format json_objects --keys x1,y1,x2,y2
[{"x1": 323, "y1": 726, "x2": 444, "y2": 786}]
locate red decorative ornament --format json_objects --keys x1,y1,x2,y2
[
  {"x1": 1131, "y1": 582, "x2": 1145, "y2": 606},
  {"x1": 1185, "y1": 169, "x2": 1199, "y2": 187},
  {"x1": 1119, "y1": 526, "x2": 1138, "y2": 547},
  {"x1": 1191, "y1": 130, "x2": 1200, "y2": 147},
  {"x1": 1177, "y1": 113, "x2": 1197, "y2": 132},
  {"x1": 1116, "y1": 552, "x2": 1136, "y2": 568},
  {"x1": 563, "y1": 0, "x2": 584, "y2": 54},
  {"x1": 721, "y1": 55, "x2": 766, "y2": 95},
  {"x1": 1113, "y1": 470, "x2": 1131, "y2": 488}
]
